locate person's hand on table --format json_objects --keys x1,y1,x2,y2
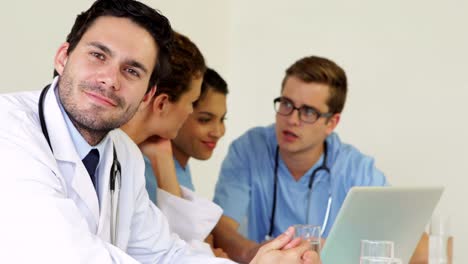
[{"x1": 250, "y1": 226, "x2": 321, "y2": 264}]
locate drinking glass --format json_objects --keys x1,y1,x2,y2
[
  {"x1": 293, "y1": 225, "x2": 321, "y2": 254},
  {"x1": 360, "y1": 240, "x2": 394, "y2": 259},
  {"x1": 360, "y1": 240, "x2": 401, "y2": 264},
  {"x1": 360, "y1": 257, "x2": 402, "y2": 264},
  {"x1": 429, "y1": 215, "x2": 453, "y2": 264}
]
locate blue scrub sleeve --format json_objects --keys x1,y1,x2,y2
[
  {"x1": 144, "y1": 157, "x2": 158, "y2": 204},
  {"x1": 213, "y1": 141, "x2": 251, "y2": 225},
  {"x1": 344, "y1": 151, "x2": 388, "y2": 189}
]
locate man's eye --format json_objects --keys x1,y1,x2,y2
[
  {"x1": 282, "y1": 100, "x2": 293, "y2": 108},
  {"x1": 90, "y1": 52, "x2": 105, "y2": 60},
  {"x1": 125, "y1": 68, "x2": 140, "y2": 77},
  {"x1": 302, "y1": 107, "x2": 317, "y2": 116}
]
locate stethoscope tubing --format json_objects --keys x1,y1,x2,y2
[
  {"x1": 38, "y1": 84, "x2": 121, "y2": 246},
  {"x1": 268, "y1": 142, "x2": 332, "y2": 239}
]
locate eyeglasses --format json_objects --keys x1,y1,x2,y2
[{"x1": 273, "y1": 97, "x2": 333, "y2": 124}]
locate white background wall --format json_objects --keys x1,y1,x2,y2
[{"x1": 1, "y1": 0, "x2": 466, "y2": 262}]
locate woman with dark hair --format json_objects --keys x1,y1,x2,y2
[
  {"x1": 151, "y1": 68, "x2": 228, "y2": 197},
  {"x1": 144, "y1": 68, "x2": 229, "y2": 257}
]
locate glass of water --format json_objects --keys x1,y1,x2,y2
[
  {"x1": 293, "y1": 225, "x2": 321, "y2": 254},
  {"x1": 360, "y1": 258, "x2": 402, "y2": 264},
  {"x1": 360, "y1": 240, "x2": 402, "y2": 264}
]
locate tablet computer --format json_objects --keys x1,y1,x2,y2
[{"x1": 321, "y1": 186, "x2": 443, "y2": 263}]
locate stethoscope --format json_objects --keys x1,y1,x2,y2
[
  {"x1": 267, "y1": 142, "x2": 332, "y2": 240},
  {"x1": 38, "y1": 84, "x2": 122, "y2": 246}
]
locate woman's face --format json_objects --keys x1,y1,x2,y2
[{"x1": 172, "y1": 88, "x2": 227, "y2": 160}]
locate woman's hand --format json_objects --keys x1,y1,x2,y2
[
  {"x1": 139, "y1": 135, "x2": 172, "y2": 160},
  {"x1": 212, "y1": 247, "x2": 229, "y2": 259}
]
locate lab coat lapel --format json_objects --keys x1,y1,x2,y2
[
  {"x1": 43, "y1": 81, "x2": 100, "y2": 230},
  {"x1": 96, "y1": 141, "x2": 113, "y2": 239}
]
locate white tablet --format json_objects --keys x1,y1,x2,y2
[{"x1": 321, "y1": 186, "x2": 443, "y2": 263}]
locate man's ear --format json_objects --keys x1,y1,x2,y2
[
  {"x1": 325, "y1": 113, "x2": 341, "y2": 135},
  {"x1": 54, "y1": 43, "x2": 70, "y2": 75}
]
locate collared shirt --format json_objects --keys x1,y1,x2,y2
[
  {"x1": 145, "y1": 156, "x2": 195, "y2": 204},
  {"x1": 213, "y1": 124, "x2": 388, "y2": 242},
  {"x1": 55, "y1": 83, "x2": 112, "y2": 203}
]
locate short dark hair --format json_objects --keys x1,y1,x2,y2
[
  {"x1": 155, "y1": 31, "x2": 206, "y2": 102},
  {"x1": 55, "y1": 0, "x2": 173, "y2": 92},
  {"x1": 281, "y1": 56, "x2": 347, "y2": 114},
  {"x1": 194, "y1": 68, "x2": 228, "y2": 108}
]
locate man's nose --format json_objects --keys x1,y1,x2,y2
[
  {"x1": 97, "y1": 64, "x2": 120, "y2": 91},
  {"x1": 286, "y1": 108, "x2": 301, "y2": 125}
]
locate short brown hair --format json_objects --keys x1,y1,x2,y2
[
  {"x1": 281, "y1": 56, "x2": 347, "y2": 114},
  {"x1": 156, "y1": 31, "x2": 206, "y2": 102}
]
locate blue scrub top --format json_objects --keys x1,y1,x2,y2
[
  {"x1": 213, "y1": 124, "x2": 387, "y2": 243},
  {"x1": 145, "y1": 156, "x2": 195, "y2": 204}
]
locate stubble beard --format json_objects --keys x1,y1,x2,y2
[{"x1": 58, "y1": 72, "x2": 138, "y2": 145}]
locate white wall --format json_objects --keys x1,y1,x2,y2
[
  {"x1": 1, "y1": 0, "x2": 466, "y2": 262},
  {"x1": 0, "y1": 1, "x2": 94, "y2": 91}
]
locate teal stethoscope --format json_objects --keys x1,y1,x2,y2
[
  {"x1": 38, "y1": 84, "x2": 122, "y2": 246},
  {"x1": 267, "y1": 142, "x2": 332, "y2": 240}
]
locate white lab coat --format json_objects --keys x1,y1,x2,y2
[
  {"x1": 0, "y1": 80, "x2": 236, "y2": 264},
  {"x1": 157, "y1": 187, "x2": 223, "y2": 256},
  {"x1": 157, "y1": 186, "x2": 223, "y2": 242}
]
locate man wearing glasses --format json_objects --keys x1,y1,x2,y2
[{"x1": 212, "y1": 56, "x2": 388, "y2": 263}]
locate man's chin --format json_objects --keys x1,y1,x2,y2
[
  {"x1": 278, "y1": 143, "x2": 301, "y2": 154},
  {"x1": 76, "y1": 117, "x2": 124, "y2": 133}
]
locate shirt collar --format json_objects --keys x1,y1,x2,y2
[{"x1": 54, "y1": 84, "x2": 110, "y2": 160}]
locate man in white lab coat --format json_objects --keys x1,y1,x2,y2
[{"x1": 0, "y1": 0, "x2": 319, "y2": 263}]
